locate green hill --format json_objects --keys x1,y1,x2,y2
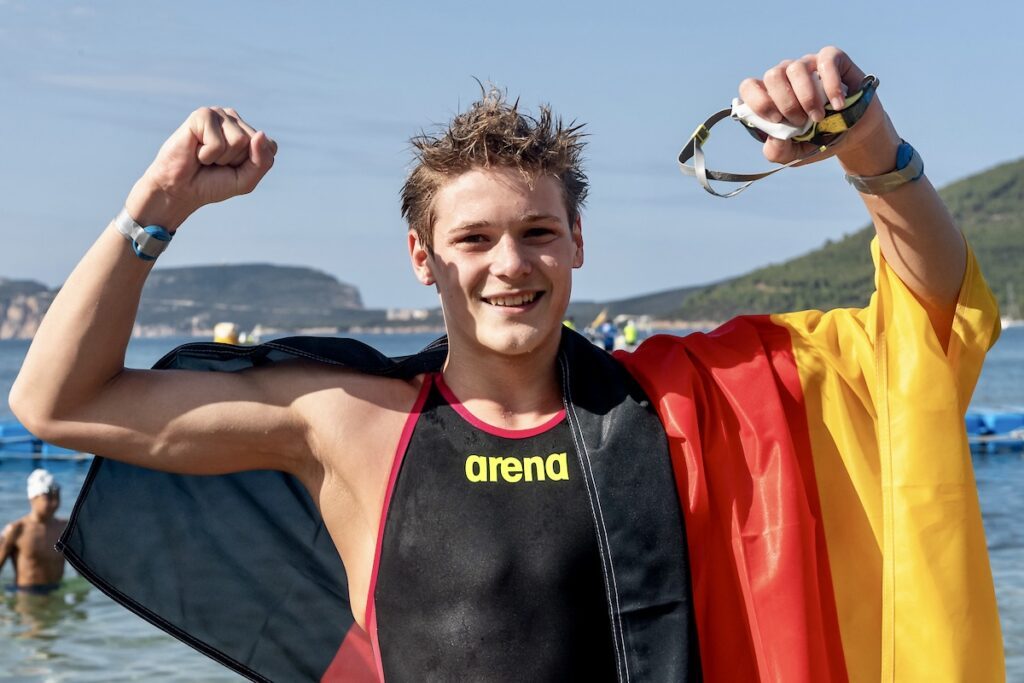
[
  {"x1": 640, "y1": 157, "x2": 1024, "y2": 321},
  {"x1": 136, "y1": 264, "x2": 362, "y2": 333},
  {"x1": 944, "y1": 157, "x2": 1024, "y2": 316}
]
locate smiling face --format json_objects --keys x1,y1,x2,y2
[{"x1": 409, "y1": 166, "x2": 583, "y2": 361}]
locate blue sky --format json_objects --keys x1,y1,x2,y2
[{"x1": 1, "y1": 0, "x2": 1022, "y2": 309}]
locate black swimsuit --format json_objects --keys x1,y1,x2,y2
[{"x1": 368, "y1": 374, "x2": 617, "y2": 682}]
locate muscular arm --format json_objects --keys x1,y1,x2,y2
[
  {"x1": 7, "y1": 108, "x2": 322, "y2": 478},
  {"x1": 835, "y1": 108, "x2": 965, "y2": 347},
  {"x1": 741, "y1": 47, "x2": 965, "y2": 349}
]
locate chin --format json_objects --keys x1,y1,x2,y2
[{"x1": 476, "y1": 325, "x2": 558, "y2": 358}]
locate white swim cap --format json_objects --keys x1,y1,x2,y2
[{"x1": 27, "y1": 468, "x2": 60, "y2": 499}]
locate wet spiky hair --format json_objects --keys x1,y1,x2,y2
[{"x1": 401, "y1": 86, "x2": 588, "y2": 250}]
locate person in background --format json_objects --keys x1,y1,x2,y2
[
  {"x1": 599, "y1": 319, "x2": 617, "y2": 351},
  {"x1": 0, "y1": 469, "x2": 67, "y2": 595},
  {"x1": 623, "y1": 319, "x2": 638, "y2": 348}
]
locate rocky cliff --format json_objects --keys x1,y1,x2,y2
[
  {"x1": 0, "y1": 265, "x2": 366, "y2": 340},
  {"x1": 0, "y1": 279, "x2": 54, "y2": 340}
]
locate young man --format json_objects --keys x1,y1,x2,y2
[
  {"x1": 0, "y1": 469, "x2": 67, "y2": 594},
  {"x1": 10, "y1": 46, "x2": 1004, "y2": 681}
]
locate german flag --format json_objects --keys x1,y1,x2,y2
[{"x1": 617, "y1": 240, "x2": 1005, "y2": 682}]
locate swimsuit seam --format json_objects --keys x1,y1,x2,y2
[
  {"x1": 263, "y1": 344, "x2": 348, "y2": 365},
  {"x1": 559, "y1": 355, "x2": 630, "y2": 683}
]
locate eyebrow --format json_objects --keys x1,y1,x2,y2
[
  {"x1": 519, "y1": 212, "x2": 564, "y2": 225},
  {"x1": 451, "y1": 213, "x2": 565, "y2": 232}
]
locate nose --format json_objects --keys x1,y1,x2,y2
[{"x1": 490, "y1": 234, "x2": 531, "y2": 279}]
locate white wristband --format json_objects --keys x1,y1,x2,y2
[{"x1": 113, "y1": 207, "x2": 173, "y2": 261}]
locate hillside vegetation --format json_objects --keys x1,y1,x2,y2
[{"x1": 609, "y1": 157, "x2": 1024, "y2": 322}]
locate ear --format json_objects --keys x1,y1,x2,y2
[
  {"x1": 571, "y1": 215, "x2": 584, "y2": 269},
  {"x1": 408, "y1": 229, "x2": 435, "y2": 286}
]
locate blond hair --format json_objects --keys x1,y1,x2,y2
[{"x1": 401, "y1": 87, "x2": 588, "y2": 250}]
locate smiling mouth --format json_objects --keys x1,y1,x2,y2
[{"x1": 482, "y1": 292, "x2": 542, "y2": 307}]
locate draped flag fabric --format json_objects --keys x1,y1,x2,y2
[
  {"x1": 617, "y1": 239, "x2": 1005, "y2": 682},
  {"x1": 59, "y1": 240, "x2": 1004, "y2": 682}
]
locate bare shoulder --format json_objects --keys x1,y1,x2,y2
[
  {"x1": 1, "y1": 518, "x2": 25, "y2": 543},
  {"x1": 243, "y1": 358, "x2": 420, "y2": 407},
  {"x1": 293, "y1": 366, "x2": 424, "y2": 492},
  {"x1": 292, "y1": 365, "x2": 424, "y2": 458}
]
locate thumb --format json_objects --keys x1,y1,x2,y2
[
  {"x1": 763, "y1": 137, "x2": 838, "y2": 168},
  {"x1": 763, "y1": 137, "x2": 797, "y2": 164},
  {"x1": 235, "y1": 131, "x2": 277, "y2": 194}
]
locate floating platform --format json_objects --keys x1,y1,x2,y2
[
  {"x1": 0, "y1": 420, "x2": 88, "y2": 461},
  {"x1": 966, "y1": 408, "x2": 1024, "y2": 453}
]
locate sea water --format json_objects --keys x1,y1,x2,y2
[{"x1": 1, "y1": 329, "x2": 1022, "y2": 680}]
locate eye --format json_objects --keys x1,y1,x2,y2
[
  {"x1": 524, "y1": 226, "x2": 557, "y2": 240},
  {"x1": 458, "y1": 234, "x2": 487, "y2": 244}
]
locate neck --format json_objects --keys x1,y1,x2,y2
[
  {"x1": 441, "y1": 336, "x2": 563, "y2": 430},
  {"x1": 29, "y1": 509, "x2": 52, "y2": 524}
]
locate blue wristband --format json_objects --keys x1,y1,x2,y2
[
  {"x1": 114, "y1": 208, "x2": 174, "y2": 260},
  {"x1": 844, "y1": 139, "x2": 924, "y2": 195},
  {"x1": 130, "y1": 225, "x2": 173, "y2": 261},
  {"x1": 894, "y1": 141, "x2": 924, "y2": 181}
]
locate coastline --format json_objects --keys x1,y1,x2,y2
[
  {"x1": 2, "y1": 321, "x2": 727, "y2": 341},
  {"x1": 4, "y1": 318, "x2": 1019, "y2": 341}
]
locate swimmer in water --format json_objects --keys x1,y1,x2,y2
[{"x1": 0, "y1": 469, "x2": 67, "y2": 594}]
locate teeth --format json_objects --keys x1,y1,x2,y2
[{"x1": 487, "y1": 293, "x2": 537, "y2": 307}]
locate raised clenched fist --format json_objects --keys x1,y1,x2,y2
[
  {"x1": 125, "y1": 107, "x2": 277, "y2": 231},
  {"x1": 737, "y1": 46, "x2": 890, "y2": 166}
]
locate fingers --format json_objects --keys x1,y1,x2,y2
[
  {"x1": 764, "y1": 60, "x2": 808, "y2": 126},
  {"x1": 786, "y1": 58, "x2": 825, "y2": 122},
  {"x1": 190, "y1": 107, "x2": 262, "y2": 167},
  {"x1": 218, "y1": 109, "x2": 252, "y2": 166},
  {"x1": 235, "y1": 131, "x2": 277, "y2": 194},
  {"x1": 738, "y1": 46, "x2": 872, "y2": 171},
  {"x1": 175, "y1": 107, "x2": 277, "y2": 204},
  {"x1": 192, "y1": 109, "x2": 225, "y2": 165},
  {"x1": 740, "y1": 47, "x2": 868, "y2": 128},
  {"x1": 752, "y1": 58, "x2": 820, "y2": 127},
  {"x1": 738, "y1": 78, "x2": 780, "y2": 123},
  {"x1": 815, "y1": 46, "x2": 866, "y2": 111}
]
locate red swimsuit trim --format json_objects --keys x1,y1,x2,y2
[
  {"x1": 364, "y1": 374, "x2": 434, "y2": 682},
  {"x1": 435, "y1": 373, "x2": 566, "y2": 439}
]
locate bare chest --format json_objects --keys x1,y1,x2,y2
[
  {"x1": 14, "y1": 521, "x2": 65, "y2": 579},
  {"x1": 304, "y1": 382, "x2": 420, "y2": 631}
]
